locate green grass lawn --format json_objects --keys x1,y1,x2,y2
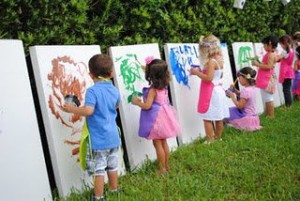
[{"x1": 57, "y1": 101, "x2": 300, "y2": 201}]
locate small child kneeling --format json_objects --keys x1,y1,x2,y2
[{"x1": 224, "y1": 67, "x2": 262, "y2": 131}]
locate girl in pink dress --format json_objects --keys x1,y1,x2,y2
[
  {"x1": 278, "y1": 35, "x2": 295, "y2": 107},
  {"x1": 131, "y1": 59, "x2": 180, "y2": 174},
  {"x1": 293, "y1": 46, "x2": 300, "y2": 101},
  {"x1": 252, "y1": 35, "x2": 278, "y2": 118},
  {"x1": 225, "y1": 67, "x2": 262, "y2": 131}
]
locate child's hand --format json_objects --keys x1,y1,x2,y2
[
  {"x1": 62, "y1": 103, "x2": 75, "y2": 113},
  {"x1": 189, "y1": 67, "x2": 200, "y2": 75},
  {"x1": 226, "y1": 90, "x2": 235, "y2": 98},
  {"x1": 252, "y1": 61, "x2": 259, "y2": 66},
  {"x1": 131, "y1": 96, "x2": 141, "y2": 105}
]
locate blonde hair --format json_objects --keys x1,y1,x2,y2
[{"x1": 199, "y1": 35, "x2": 223, "y2": 67}]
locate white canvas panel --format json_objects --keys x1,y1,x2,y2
[
  {"x1": 232, "y1": 42, "x2": 264, "y2": 114},
  {"x1": 164, "y1": 43, "x2": 234, "y2": 144},
  {"x1": 30, "y1": 45, "x2": 126, "y2": 197},
  {"x1": 109, "y1": 44, "x2": 178, "y2": 170},
  {"x1": 253, "y1": 43, "x2": 283, "y2": 107},
  {"x1": 164, "y1": 43, "x2": 205, "y2": 144},
  {"x1": 0, "y1": 40, "x2": 52, "y2": 201}
]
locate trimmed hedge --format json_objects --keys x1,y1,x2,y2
[{"x1": 1, "y1": 0, "x2": 299, "y2": 55}]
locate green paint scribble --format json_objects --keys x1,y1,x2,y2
[
  {"x1": 238, "y1": 46, "x2": 252, "y2": 68},
  {"x1": 116, "y1": 54, "x2": 144, "y2": 103}
]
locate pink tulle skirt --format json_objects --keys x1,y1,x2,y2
[
  {"x1": 229, "y1": 115, "x2": 262, "y2": 132},
  {"x1": 147, "y1": 105, "x2": 181, "y2": 140}
]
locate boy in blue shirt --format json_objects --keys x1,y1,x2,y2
[{"x1": 63, "y1": 54, "x2": 121, "y2": 201}]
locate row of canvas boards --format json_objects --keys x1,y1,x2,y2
[{"x1": 0, "y1": 40, "x2": 284, "y2": 200}]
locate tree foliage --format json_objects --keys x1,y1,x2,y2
[{"x1": 0, "y1": 0, "x2": 299, "y2": 55}]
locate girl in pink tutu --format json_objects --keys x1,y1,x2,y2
[
  {"x1": 225, "y1": 67, "x2": 262, "y2": 131},
  {"x1": 131, "y1": 59, "x2": 180, "y2": 174},
  {"x1": 293, "y1": 46, "x2": 300, "y2": 101}
]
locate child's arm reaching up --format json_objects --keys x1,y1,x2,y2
[{"x1": 131, "y1": 88, "x2": 156, "y2": 110}]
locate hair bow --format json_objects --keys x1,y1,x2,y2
[{"x1": 145, "y1": 56, "x2": 155, "y2": 65}]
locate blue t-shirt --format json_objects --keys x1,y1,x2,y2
[{"x1": 84, "y1": 81, "x2": 121, "y2": 150}]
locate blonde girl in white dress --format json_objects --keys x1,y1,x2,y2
[{"x1": 190, "y1": 35, "x2": 229, "y2": 144}]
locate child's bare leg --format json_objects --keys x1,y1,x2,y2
[
  {"x1": 204, "y1": 120, "x2": 214, "y2": 142},
  {"x1": 94, "y1": 175, "x2": 105, "y2": 198},
  {"x1": 107, "y1": 170, "x2": 118, "y2": 191},
  {"x1": 215, "y1": 120, "x2": 224, "y2": 139},
  {"x1": 153, "y1": 139, "x2": 167, "y2": 173},
  {"x1": 265, "y1": 101, "x2": 274, "y2": 118},
  {"x1": 162, "y1": 139, "x2": 170, "y2": 171}
]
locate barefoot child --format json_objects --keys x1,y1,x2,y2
[
  {"x1": 190, "y1": 34, "x2": 229, "y2": 144},
  {"x1": 252, "y1": 35, "x2": 278, "y2": 118},
  {"x1": 131, "y1": 59, "x2": 180, "y2": 174}
]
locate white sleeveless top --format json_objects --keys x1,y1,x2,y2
[{"x1": 199, "y1": 59, "x2": 230, "y2": 120}]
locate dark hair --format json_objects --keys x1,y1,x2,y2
[
  {"x1": 296, "y1": 46, "x2": 300, "y2": 60},
  {"x1": 279, "y1": 35, "x2": 292, "y2": 53},
  {"x1": 88, "y1": 54, "x2": 113, "y2": 77},
  {"x1": 145, "y1": 59, "x2": 170, "y2": 89},
  {"x1": 262, "y1": 35, "x2": 278, "y2": 49},
  {"x1": 238, "y1": 67, "x2": 256, "y2": 86}
]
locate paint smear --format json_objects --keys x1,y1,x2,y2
[
  {"x1": 47, "y1": 56, "x2": 92, "y2": 155},
  {"x1": 115, "y1": 54, "x2": 144, "y2": 102},
  {"x1": 238, "y1": 46, "x2": 253, "y2": 68},
  {"x1": 169, "y1": 45, "x2": 199, "y2": 88}
]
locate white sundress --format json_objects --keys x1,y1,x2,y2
[{"x1": 199, "y1": 61, "x2": 230, "y2": 121}]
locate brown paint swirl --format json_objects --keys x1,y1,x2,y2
[{"x1": 47, "y1": 56, "x2": 92, "y2": 156}]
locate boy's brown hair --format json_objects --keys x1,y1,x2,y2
[{"x1": 88, "y1": 54, "x2": 113, "y2": 78}]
